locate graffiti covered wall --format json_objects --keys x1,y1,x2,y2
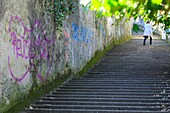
[{"x1": 0, "y1": 0, "x2": 132, "y2": 112}]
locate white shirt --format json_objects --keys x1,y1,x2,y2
[{"x1": 143, "y1": 23, "x2": 153, "y2": 36}]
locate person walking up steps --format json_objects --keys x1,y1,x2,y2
[{"x1": 143, "y1": 20, "x2": 153, "y2": 45}]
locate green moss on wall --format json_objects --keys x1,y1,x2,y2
[{"x1": 3, "y1": 70, "x2": 72, "y2": 113}]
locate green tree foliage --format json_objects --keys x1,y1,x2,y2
[
  {"x1": 80, "y1": 0, "x2": 170, "y2": 30},
  {"x1": 133, "y1": 23, "x2": 139, "y2": 33}
]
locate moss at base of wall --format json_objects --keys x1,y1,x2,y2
[
  {"x1": 77, "y1": 36, "x2": 131, "y2": 77},
  {"x1": 3, "y1": 69, "x2": 72, "y2": 113}
]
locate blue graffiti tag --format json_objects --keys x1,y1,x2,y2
[
  {"x1": 72, "y1": 23, "x2": 94, "y2": 43},
  {"x1": 100, "y1": 24, "x2": 106, "y2": 37}
]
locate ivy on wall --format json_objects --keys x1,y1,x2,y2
[{"x1": 46, "y1": 0, "x2": 78, "y2": 31}]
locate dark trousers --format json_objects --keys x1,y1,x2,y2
[{"x1": 143, "y1": 36, "x2": 152, "y2": 45}]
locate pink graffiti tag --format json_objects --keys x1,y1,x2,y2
[
  {"x1": 8, "y1": 16, "x2": 54, "y2": 82},
  {"x1": 64, "y1": 31, "x2": 70, "y2": 62}
]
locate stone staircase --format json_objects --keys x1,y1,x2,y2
[{"x1": 24, "y1": 39, "x2": 170, "y2": 113}]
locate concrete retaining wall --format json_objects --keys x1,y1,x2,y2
[{"x1": 0, "y1": 0, "x2": 132, "y2": 112}]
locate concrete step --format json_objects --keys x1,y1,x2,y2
[
  {"x1": 44, "y1": 94, "x2": 170, "y2": 100},
  {"x1": 52, "y1": 91, "x2": 170, "y2": 96},
  {"x1": 63, "y1": 85, "x2": 170, "y2": 89},
  {"x1": 28, "y1": 104, "x2": 170, "y2": 111},
  {"x1": 70, "y1": 78, "x2": 170, "y2": 83},
  {"x1": 25, "y1": 108, "x2": 170, "y2": 113},
  {"x1": 63, "y1": 81, "x2": 169, "y2": 84},
  {"x1": 35, "y1": 100, "x2": 170, "y2": 106},
  {"x1": 54, "y1": 89, "x2": 170, "y2": 93}
]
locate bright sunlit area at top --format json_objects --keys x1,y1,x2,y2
[{"x1": 80, "y1": 0, "x2": 91, "y2": 6}]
